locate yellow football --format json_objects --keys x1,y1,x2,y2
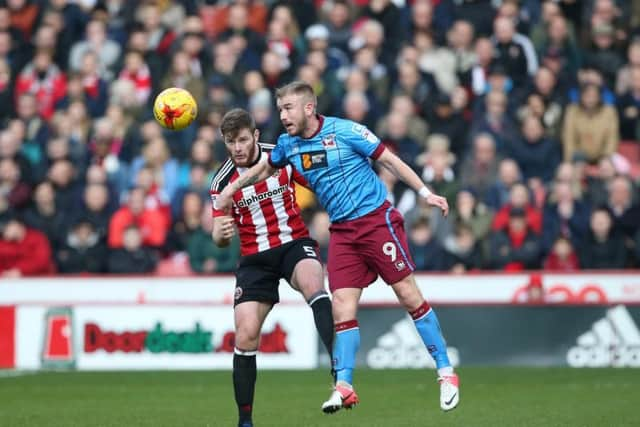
[{"x1": 153, "y1": 87, "x2": 198, "y2": 131}]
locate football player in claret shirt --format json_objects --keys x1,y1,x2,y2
[
  {"x1": 217, "y1": 82, "x2": 460, "y2": 414},
  {"x1": 210, "y1": 108, "x2": 334, "y2": 427}
]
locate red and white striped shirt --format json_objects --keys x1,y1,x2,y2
[{"x1": 209, "y1": 143, "x2": 310, "y2": 256}]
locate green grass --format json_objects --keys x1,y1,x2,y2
[{"x1": 1, "y1": 368, "x2": 638, "y2": 427}]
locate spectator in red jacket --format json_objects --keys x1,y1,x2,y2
[
  {"x1": 489, "y1": 207, "x2": 541, "y2": 271},
  {"x1": 0, "y1": 214, "x2": 54, "y2": 277},
  {"x1": 108, "y1": 186, "x2": 168, "y2": 248},
  {"x1": 543, "y1": 236, "x2": 580, "y2": 271},
  {"x1": 492, "y1": 182, "x2": 543, "y2": 234},
  {"x1": 14, "y1": 49, "x2": 66, "y2": 120}
]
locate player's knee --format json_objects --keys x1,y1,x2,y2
[
  {"x1": 235, "y1": 324, "x2": 261, "y2": 350},
  {"x1": 297, "y1": 277, "x2": 325, "y2": 297}
]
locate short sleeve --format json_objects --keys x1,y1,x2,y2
[
  {"x1": 346, "y1": 122, "x2": 385, "y2": 159},
  {"x1": 268, "y1": 136, "x2": 289, "y2": 168},
  {"x1": 210, "y1": 190, "x2": 226, "y2": 217},
  {"x1": 291, "y1": 167, "x2": 309, "y2": 187}
]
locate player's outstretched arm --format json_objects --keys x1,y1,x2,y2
[
  {"x1": 216, "y1": 159, "x2": 277, "y2": 211},
  {"x1": 376, "y1": 148, "x2": 449, "y2": 216}
]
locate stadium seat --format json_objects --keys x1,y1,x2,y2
[
  {"x1": 154, "y1": 252, "x2": 194, "y2": 276},
  {"x1": 617, "y1": 141, "x2": 640, "y2": 178}
]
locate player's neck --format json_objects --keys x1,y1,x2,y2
[{"x1": 302, "y1": 114, "x2": 323, "y2": 139}]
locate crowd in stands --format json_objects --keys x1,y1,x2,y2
[{"x1": 1, "y1": 0, "x2": 640, "y2": 276}]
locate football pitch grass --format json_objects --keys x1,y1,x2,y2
[{"x1": 1, "y1": 368, "x2": 638, "y2": 427}]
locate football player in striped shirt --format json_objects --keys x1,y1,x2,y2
[{"x1": 210, "y1": 108, "x2": 334, "y2": 427}]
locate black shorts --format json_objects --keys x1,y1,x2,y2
[{"x1": 234, "y1": 238, "x2": 321, "y2": 306}]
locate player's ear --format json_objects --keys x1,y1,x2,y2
[
  {"x1": 253, "y1": 128, "x2": 260, "y2": 142},
  {"x1": 304, "y1": 101, "x2": 314, "y2": 116}
]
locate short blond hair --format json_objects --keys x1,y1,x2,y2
[{"x1": 275, "y1": 81, "x2": 317, "y2": 106}]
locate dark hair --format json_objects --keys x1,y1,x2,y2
[
  {"x1": 220, "y1": 108, "x2": 255, "y2": 140},
  {"x1": 275, "y1": 80, "x2": 317, "y2": 105}
]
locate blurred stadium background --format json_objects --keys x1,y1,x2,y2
[{"x1": 1, "y1": 0, "x2": 640, "y2": 425}]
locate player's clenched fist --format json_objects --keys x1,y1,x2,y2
[{"x1": 212, "y1": 215, "x2": 236, "y2": 246}]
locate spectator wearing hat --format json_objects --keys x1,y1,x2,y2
[
  {"x1": 0, "y1": 214, "x2": 54, "y2": 277},
  {"x1": 580, "y1": 208, "x2": 627, "y2": 269},
  {"x1": 56, "y1": 218, "x2": 108, "y2": 274},
  {"x1": 304, "y1": 23, "x2": 349, "y2": 74},
  {"x1": 562, "y1": 83, "x2": 619, "y2": 163},
  {"x1": 489, "y1": 206, "x2": 541, "y2": 271}
]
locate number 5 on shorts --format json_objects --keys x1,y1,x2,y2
[
  {"x1": 303, "y1": 245, "x2": 317, "y2": 257},
  {"x1": 382, "y1": 242, "x2": 397, "y2": 262}
]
